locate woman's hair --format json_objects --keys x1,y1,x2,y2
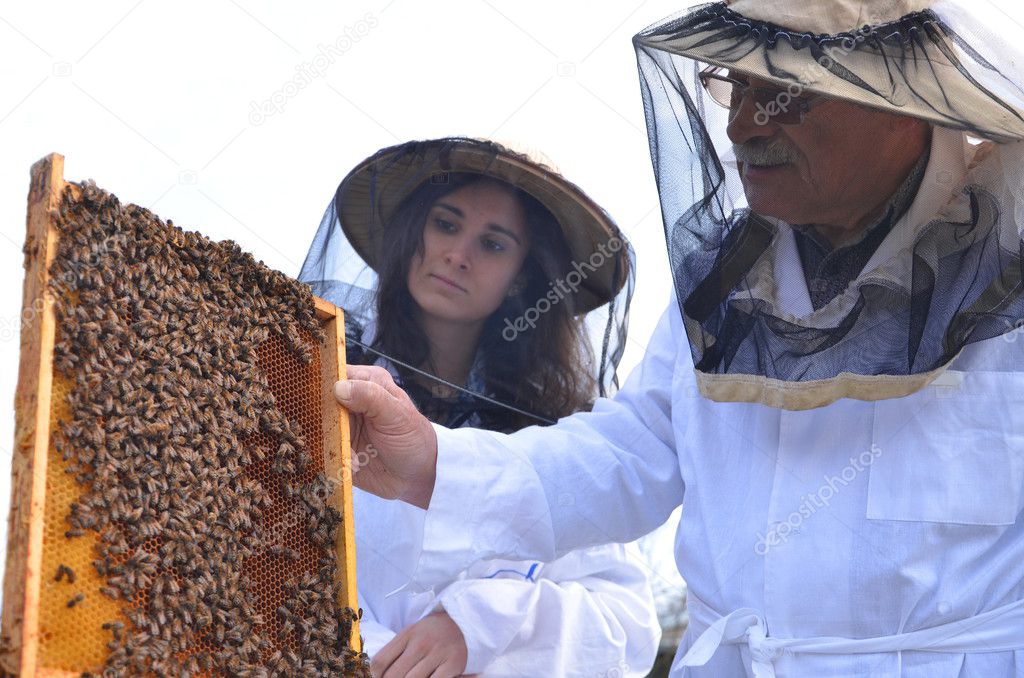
[{"x1": 365, "y1": 172, "x2": 597, "y2": 431}]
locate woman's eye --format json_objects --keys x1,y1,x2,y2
[
  {"x1": 482, "y1": 238, "x2": 505, "y2": 252},
  {"x1": 434, "y1": 218, "x2": 457, "y2": 233}
]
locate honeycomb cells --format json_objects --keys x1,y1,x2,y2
[
  {"x1": 32, "y1": 180, "x2": 369, "y2": 676},
  {"x1": 240, "y1": 333, "x2": 329, "y2": 659},
  {"x1": 38, "y1": 372, "x2": 124, "y2": 671}
]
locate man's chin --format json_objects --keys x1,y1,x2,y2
[{"x1": 743, "y1": 189, "x2": 801, "y2": 224}]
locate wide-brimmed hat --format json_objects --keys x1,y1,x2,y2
[
  {"x1": 335, "y1": 137, "x2": 629, "y2": 315},
  {"x1": 634, "y1": 0, "x2": 1024, "y2": 141}
]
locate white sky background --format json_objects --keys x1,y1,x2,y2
[{"x1": 0, "y1": 0, "x2": 687, "y2": 632}]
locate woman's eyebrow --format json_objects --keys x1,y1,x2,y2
[
  {"x1": 435, "y1": 202, "x2": 464, "y2": 218},
  {"x1": 435, "y1": 202, "x2": 523, "y2": 245},
  {"x1": 487, "y1": 224, "x2": 523, "y2": 245}
]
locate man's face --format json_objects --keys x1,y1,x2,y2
[{"x1": 726, "y1": 73, "x2": 927, "y2": 230}]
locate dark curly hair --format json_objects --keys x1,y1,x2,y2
[{"x1": 364, "y1": 172, "x2": 597, "y2": 431}]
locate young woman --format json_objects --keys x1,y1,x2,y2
[{"x1": 300, "y1": 138, "x2": 658, "y2": 677}]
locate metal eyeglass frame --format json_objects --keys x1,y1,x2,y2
[{"x1": 698, "y1": 67, "x2": 826, "y2": 125}]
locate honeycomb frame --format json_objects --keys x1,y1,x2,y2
[{"x1": 0, "y1": 154, "x2": 360, "y2": 676}]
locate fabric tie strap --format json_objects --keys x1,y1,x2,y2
[{"x1": 676, "y1": 593, "x2": 1024, "y2": 677}]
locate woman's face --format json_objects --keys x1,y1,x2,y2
[{"x1": 407, "y1": 180, "x2": 530, "y2": 327}]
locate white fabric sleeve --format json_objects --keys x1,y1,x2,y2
[
  {"x1": 414, "y1": 303, "x2": 685, "y2": 587},
  {"x1": 436, "y1": 544, "x2": 661, "y2": 677}
]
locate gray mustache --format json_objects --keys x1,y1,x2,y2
[{"x1": 733, "y1": 140, "x2": 799, "y2": 166}]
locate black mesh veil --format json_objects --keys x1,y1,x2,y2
[
  {"x1": 633, "y1": 1, "x2": 1024, "y2": 410},
  {"x1": 299, "y1": 138, "x2": 634, "y2": 431}
]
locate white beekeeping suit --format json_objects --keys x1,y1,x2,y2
[
  {"x1": 353, "y1": 356, "x2": 661, "y2": 678},
  {"x1": 355, "y1": 485, "x2": 661, "y2": 677},
  {"x1": 300, "y1": 137, "x2": 660, "y2": 676},
  {"x1": 391, "y1": 1, "x2": 1024, "y2": 676}
]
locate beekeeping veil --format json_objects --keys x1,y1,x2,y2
[
  {"x1": 634, "y1": 0, "x2": 1024, "y2": 409},
  {"x1": 299, "y1": 138, "x2": 634, "y2": 430}
]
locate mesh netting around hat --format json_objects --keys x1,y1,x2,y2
[
  {"x1": 299, "y1": 138, "x2": 634, "y2": 432},
  {"x1": 633, "y1": 1, "x2": 1024, "y2": 409}
]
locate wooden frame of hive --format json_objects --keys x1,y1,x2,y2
[{"x1": 0, "y1": 154, "x2": 361, "y2": 676}]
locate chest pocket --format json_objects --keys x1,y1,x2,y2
[{"x1": 868, "y1": 370, "x2": 1024, "y2": 525}]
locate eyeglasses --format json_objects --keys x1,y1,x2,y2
[{"x1": 698, "y1": 67, "x2": 825, "y2": 125}]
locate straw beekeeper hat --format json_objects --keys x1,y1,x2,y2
[
  {"x1": 635, "y1": 0, "x2": 1024, "y2": 141},
  {"x1": 335, "y1": 137, "x2": 629, "y2": 315}
]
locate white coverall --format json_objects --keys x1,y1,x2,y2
[
  {"x1": 354, "y1": 366, "x2": 661, "y2": 676},
  {"x1": 408, "y1": 129, "x2": 1024, "y2": 676},
  {"x1": 355, "y1": 491, "x2": 661, "y2": 677}
]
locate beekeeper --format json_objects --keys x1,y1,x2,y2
[
  {"x1": 301, "y1": 138, "x2": 659, "y2": 677},
  {"x1": 335, "y1": 1, "x2": 1024, "y2": 675}
]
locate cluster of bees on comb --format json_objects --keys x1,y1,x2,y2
[{"x1": 48, "y1": 180, "x2": 371, "y2": 677}]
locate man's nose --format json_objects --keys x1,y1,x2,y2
[{"x1": 726, "y1": 93, "x2": 776, "y2": 145}]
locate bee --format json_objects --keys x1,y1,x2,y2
[
  {"x1": 49, "y1": 189, "x2": 368, "y2": 675},
  {"x1": 102, "y1": 620, "x2": 125, "y2": 642},
  {"x1": 54, "y1": 564, "x2": 75, "y2": 583},
  {"x1": 67, "y1": 593, "x2": 85, "y2": 608}
]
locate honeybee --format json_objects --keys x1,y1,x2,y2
[{"x1": 54, "y1": 564, "x2": 75, "y2": 583}]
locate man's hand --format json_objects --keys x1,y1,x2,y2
[
  {"x1": 371, "y1": 611, "x2": 472, "y2": 678},
  {"x1": 334, "y1": 365, "x2": 437, "y2": 508}
]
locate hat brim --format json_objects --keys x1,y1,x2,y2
[
  {"x1": 336, "y1": 139, "x2": 628, "y2": 314},
  {"x1": 634, "y1": 9, "x2": 1024, "y2": 142}
]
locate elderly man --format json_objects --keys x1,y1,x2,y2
[{"x1": 336, "y1": 1, "x2": 1024, "y2": 675}]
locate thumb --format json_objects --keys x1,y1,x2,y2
[{"x1": 334, "y1": 379, "x2": 401, "y2": 424}]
